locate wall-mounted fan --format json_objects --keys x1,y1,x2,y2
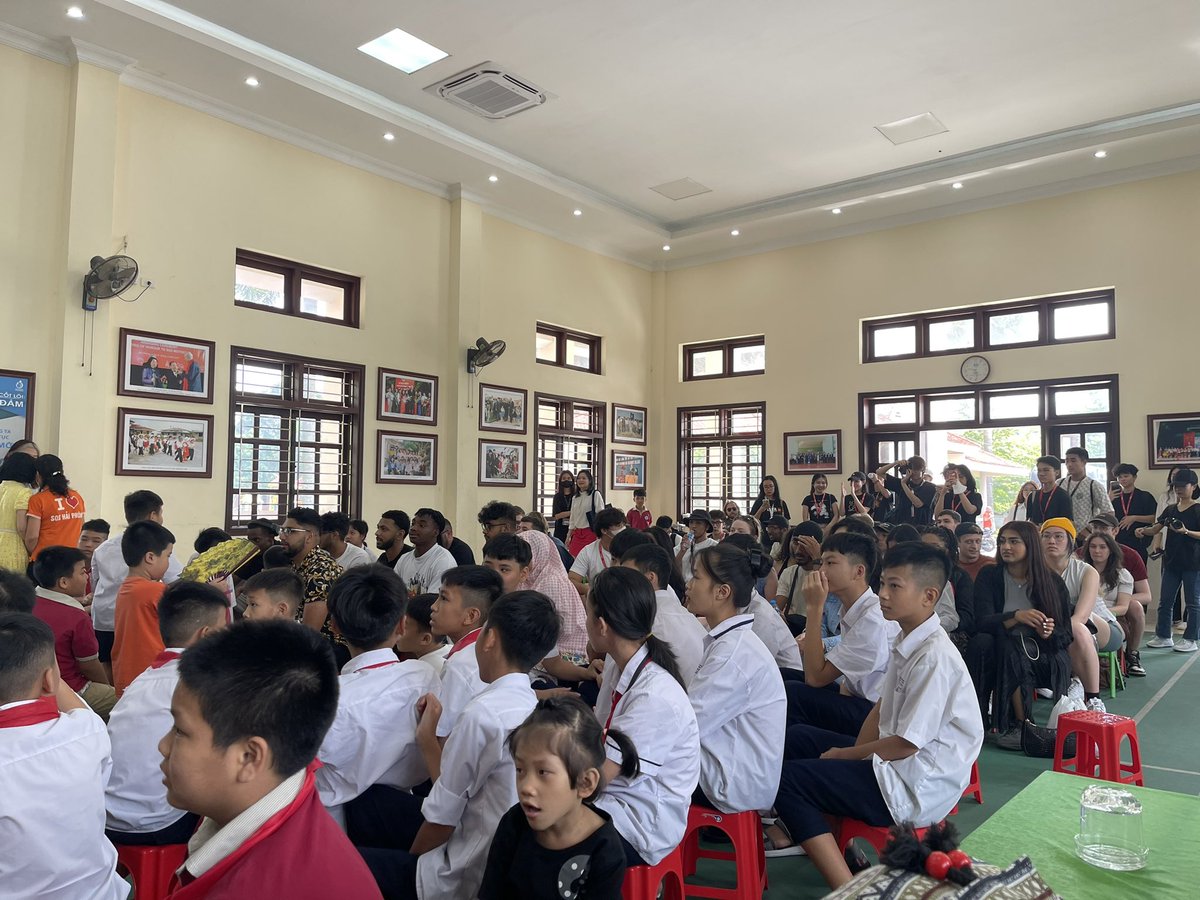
[
  {"x1": 82, "y1": 254, "x2": 139, "y2": 310},
  {"x1": 467, "y1": 337, "x2": 506, "y2": 373}
]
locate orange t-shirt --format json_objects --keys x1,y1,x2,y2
[
  {"x1": 27, "y1": 488, "x2": 86, "y2": 560},
  {"x1": 112, "y1": 575, "x2": 166, "y2": 696}
]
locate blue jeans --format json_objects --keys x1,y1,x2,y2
[{"x1": 1157, "y1": 568, "x2": 1200, "y2": 642}]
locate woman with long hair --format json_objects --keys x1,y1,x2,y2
[
  {"x1": 749, "y1": 475, "x2": 789, "y2": 548},
  {"x1": 800, "y1": 473, "x2": 840, "y2": 536},
  {"x1": 0, "y1": 452, "x2": 37, "y2": 571},
  {"x1": 1083, "y1": 532, "x2": 1137, "y2": 654},
  {"x1": 550, "y1": 469, "x2": 575, "y2": 544},
  {"x1": 722, "y1": 499, "x2": 742, "y2": 521},
  {"x1": 967, "y1": 520, "x2": 1073, "y2": 746},
  {"x1": 566, "y1": 469, "x2": 604, "y2": 558},
  {"x1": 840, "y1": 471, "x2": 876, "y2": 520},
  {"x1": 1138, "y1": 467, "x2": 1200, "y2": 652},
  {"x1": 934, "y1": 464, "x2": 981, "y2": 524},
  {"x1": 25, "y1": 454, "x2": 87, "y2": 561}
]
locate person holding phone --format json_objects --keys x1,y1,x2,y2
[
  {"x1": 1109, "y1": 463, "x2": 1158, "y2": 561},
  {"x1": 1138, "y1": 467, "x2": 1200, "y2": 652},
  {"x1": 874, "y1": 457, "x2": 936, "y2": 526},
  {"x1": 933, "y1": 465, "x2": 981, "y2": 525}
]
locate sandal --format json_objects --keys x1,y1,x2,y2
[{"x1": 763, "y1": 820, "x2": 807, "y2": 857}]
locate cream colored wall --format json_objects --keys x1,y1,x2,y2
[{"x1": 660, "y1": 169, "x2": 1200, "y2": 515}]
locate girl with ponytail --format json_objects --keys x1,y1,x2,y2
[
  {"x1": 687, "y1": 543, "x2": 786, "y2": 814},
  {"x1": 585, "y1": 566, "x2": 699, "y2": 868},
  {"x1": 26, "y1": 454, "x2": 87, "y2": 562},
  {"x1": 721, "y1": 532, "x2": 803, "y2": 670}
]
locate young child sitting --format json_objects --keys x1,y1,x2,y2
[
  {"x1": 619, "y1": 543, "x2": 706, "y2": 685},
  {"x1": 318, "y1": 566, "x2": 439, "y2": 829},
  {"x1": 159, "y1": 620, "x2": 381, "y2": 898},
  {"x1": 112, "y1": 520, "x2": 175, "y2": 695},
  {"x1": 685, "y1": 543, "x2": 786, "y2": 814},
  {"x1": 354, "y1": 590, "x2": 559, "y2": 900},
  {"x1": 0, "y1": 612, "x2": 129, "y2": 899},
  {"x1": 429, "y1": 565, "x2": 503, "y2": 740},
  {"x1": 395, "y1": 592, "x2": 450, "y2": 673},
  {"x1": 766, "y1": 543, "x2": 984, "y2": 888},
  {"x1": 240, "y1": 567, "x2": 304, "y2": 621},
  {"x1": 32, "y1": 545, "x2": 117, "y2": 720},
  {"x1": 478, "y1": 695, "x2": 635, "y2": 899},
  {"x1": 106, "y1": 582, "x2": 228, "y2": 844}
]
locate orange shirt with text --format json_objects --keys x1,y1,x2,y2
[{"x1": 27, "y1": 488, "x2": 86, "y2": 560}]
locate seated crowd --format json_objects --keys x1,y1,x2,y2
[{"x1": 1, "y1": 438, "x2": 1197, "y2": 898}]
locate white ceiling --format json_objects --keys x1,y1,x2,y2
[{"x1": 4, "y1": 0, "x2": 1200, "y2": 268}]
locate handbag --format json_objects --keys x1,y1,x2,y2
[
  {"x1": 1021, "y1": 719, "x2": 1076, "y2": 759},
  {"x1": 585, "y1": 491, "x2": 598, "y2": 533}
]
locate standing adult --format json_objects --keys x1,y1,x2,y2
[
  {"x1": 550, "y1": 470, "x2": 575, "y2": 544},
  {"x1": 675, "y1": 509, "x2": 718, "y2": 584},
  {"x1": 875, "y1": 456, "x2": 936, "y2": 526},
  {"x1": 566, "y1": 469, "x2": 604, "y2": 558},
  {"x1": 0, "y1": 453, "x2": 37, "y2": 571},
  {"x1": 934, "y1": 464, "x2": 982, "y2": 525},
  {"x1": 1109, "y1": 463, "x2": 1157, "y2": 561},
  {"x1": 840, "y1": 472, "x2": 877, "y2": 520},
  {"x1": 1138, "y1": 467, "x2": 1200, "y2": 653},
  {"x1": 800, "y1": 474, "x2": 840, "y2": 537},
  {"x1": 25, "y1": 454, "x2": 86, "y2": 562},
  {"x1": 749, "y1": 476, "x2": 790, "y2": 549},
  {"x1": 184, "y1": 352, "x2": 203, "y2": 393},
  {"x1": 1015, "y1": 456, "x2": 1073, "y2": 526},
  {"x1": 1058, "y1": 447, "x2": 1114, "y2": 533}
]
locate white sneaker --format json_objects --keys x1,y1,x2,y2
[
  {"x1": 1147, "y1": 636, "x2": 1175, "y2": 649},
  {"x1": 1174, "y1": 639, "x2": 1198, "y2": 653},
  {"x1": 1036, "y1": 688, "x2": 1054, "y2": 699},
  {"x1": 1085, "y1": 697, "x2": 1107, "y2": 713},
  {"x1": 1066, "y1": 677, "x2": 1085, "y2": 703}
]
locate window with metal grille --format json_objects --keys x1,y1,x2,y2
[
  {"x1": 678, "y1": 404, "x2": 766, "y2": 516},
  {"x1": 535, "y1": 394, "x2": 605, "y2": 518},
  {"x1": 227, "y1": 348, "x2": 364, "y2": 530}
]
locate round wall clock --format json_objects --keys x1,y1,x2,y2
[{"x1": 960, "y1": 355, "x2": 990, "y2": 384}]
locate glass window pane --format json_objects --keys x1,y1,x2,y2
[
  {"x1": 690, "y1": 349, "x2": 724, "y2": 377},
  {"x1": 1057, "y1": 434, "x2": 1081, "y2": 456},
  {"x1": 234, "y1": 413, "x2": 255, "y2": 438},
  {"x1": 538, "y1": 402, "x2": 558, "y2": 427},
  {"x1": 1085, "y1": 433, "x2": 1107, "y2": 460},
  {"x1": 260, "y1": 415, "x2": 282, "y2": 440},
  {"x1": 1053, "y1": 302, "x2": 1109, "y2": 340},
  {"x1": 536, "y1": 332, "x2": 557, "y2": 362},
  {"x1": 988, "y1": 309, "x2": 1039, "y2": 345},
  {"x1": 928, "y1": 397, "x2": 976, "y2": 422},
  {"x1": 565, "y1": 339, "x2": 592, "y2": 369},
  {"x1": 686, "y1": 413, "x2": 720, "y2": 436},
  {"x1": 872, "y1": 325, "x2": 917, "y2": 357},
  {"x1": 927, "y1": 318, "x2": 975, "y2": 352},
  {"x1": 1054, "y1": 388, "x2": 1110, "y2": 416},
  {"x1": 234, "y1": 265, "x2": 285, "y2": 309},
  {"x1": 299, "y1": 279, "x2": 346, "y2": 320},
  {"x1": 1086, "y1": 462, "x2": 1108, "y2": 483},
  {"x1": 303, "y1": 371, "x2": 346, "y2": 404},
  {"x1": 297, "y1": 418, "x2": 317, "y2": 443},
  {"x1": 258, "y1": 447, "x2": 280, "y2": 489},
  {"x1": 873, "y1": 401, "x2": 917, "y2": 424},
  {"x1": 257, "y1": 494, "x2": 280, "y2": 518},
  {"x1": 989, "y1": 392, "x2": 1040, "y2": 419},
  {"x1": 731, "y1": 344, "x2": 765, "y2": 373},
  {"x1": 319, "y1": 420, "x2": 342, "y2": 443},
  {"x1": 236, "y1": 363, "x2": 284, "y2": 396},
  {"x1": 572, "y1": 407, "x2": 593, "y2": 431},
  {"x1": 730, "y1": 411, "x2": 763, "y2": 434}
]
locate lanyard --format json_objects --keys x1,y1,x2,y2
[
  {"x1": 711, "y1": 618, "x2": 754, "y2": 641},
  {"x1": 1118, "y1": 491, "x2": 1134, "y2": 518},
  {"x1": 357, "y1": 659, "x2": 400, "y2": 672},
  {"x1": 598, "y1": 543, "x2": 610, "y2": 569},
  {"x1": 811, "y1": 493, "x2": 828, "y2": 518},
  {"x1": 1036, "y1": 485, "x2": 1060, "y2": 519},
  {"x1": 602, "y1": 652, "x2": 654, "y2": 740}
]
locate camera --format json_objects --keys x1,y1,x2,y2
[
  {"x1": 1169, "y1": 518, "x2": 1185, "y2": 530},
  {"x1": 897, "y1": 465, "x2": 909, "y2": 476}
]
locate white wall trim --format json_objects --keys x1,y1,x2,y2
[
  {"x1": 0, "y1": 22, "x2": 70, "y2": 65},
  {"x1": 64, "y1": 37, "x2": 137, "y2": 73}
]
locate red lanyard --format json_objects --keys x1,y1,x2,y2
[
  {"x1": 598, "y1": 544, "x2": 610, "y2": 569},
  {"x1": 602, "y1": 653, "x2": 653, "y2": 740},
  {"x1": 811, "y1": 493, "x2": 827, "y2": 517},
  {"x1": 1118, "y1": 491, "x2": 1133, "y2": 518},
  {"x1": 448, "y1": 628, "x2": 483, "y2": 658},
  {"x1": 358, "y1": 659, "x2": 400, "y2": 672},
  {"x1": 149, "y1": 650, "x2": 182, "y2": 669},
  {"x1": 1037, "y1": 485, "x2": 1059, "y2": 518},
  {"x1": 0, "y1": 696, "x2": 59, "y2": 729}
]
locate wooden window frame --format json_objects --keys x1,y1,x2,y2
[
  {"x1": 677, "y1": 402, "x2": 767, "y2": 516},
  {"x1": 235, "y1": 249, "x2": 361, "y2": 328},
  {"x1": 535, "y1": 323, "x2": 602, "y2": 374},
  {"x1": 682, "y1": 336, "x2": 766, "y2": 382},
  {"x1": 534, "y1": 393, "x2": 606, "y2": 517}
]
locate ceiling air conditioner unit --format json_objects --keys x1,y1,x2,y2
[{"x1": 426, "y1": 62, "x2": 546, "y2": 119}]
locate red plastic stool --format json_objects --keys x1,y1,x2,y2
[
  {"x1": 116, "y1": 843, "x2": 189, "y2": 900},
  {"x1": 679, "y1": 806, "x2": 767, "y2": 899},
  {"x1": 962, "y1": 760, "x2": 983, "y2": 804},
  {"x1": 622, "y1": 844, "x2": 686, "y2": 900},
  {"x1": 1053, "y1": 710, "x2": 1144, "y2": 786},
  {"x1": 836, "y1": 818, "x2": 927, "y2": 855}
]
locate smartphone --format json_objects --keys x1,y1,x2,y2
[
  {"x1": 1149, "y1": 549, "x2": 1164, "y2": 560},
  {"x1": 1110, "y1": 481, "x2": 1119, "y2": 492}
]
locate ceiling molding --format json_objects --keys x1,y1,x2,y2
[
  {"x1": 64, "y1": 36, "x2": 137, "y2": 73},
  {"x1": 0, "y1": 21, "x2": 69, "y2": 65}
]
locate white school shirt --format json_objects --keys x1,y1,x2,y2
[
  {"x1": 435, "y1": 640, "x2": 486, "y2": 738},
  {"x1": 826, "y1": 589, "x2": 899, "y2": 702},
  {"x1": 91, "y1": 531, "x2": 183, "y2": 632},
  {"x1": 653, "y1": 588, "x2": 707, "y2": 686},
  {"x1": 689, "y1": 615, "x2": 786, "y2": 813},
  {"x1": 593, "y1": 644, "x2": 700, "y2": 866},
  {"x1": 335, "y1": 542, "x2": 375, "y2": 571},
  {"x1": 415, "y1": 642, "x2": 451, "y2": 675},
  {"x1": 393, "y1": 543, "x2": 457, "y2": 596},
  {"x1": 317, "y1": 650, "x2": 440, "y2": 826},
  {"x1": 746, "y1": 590, "x2": 804, "y2": 669},
  {"x1": 0, "y1": 703, "x2": 129, "y2": 899},
  {"x1": 417, "y1": 672, "x2": 536, "y2": 900},
  {"x1": 105, "y1": 650, "x2": 190, "y2": 833},
  {"x1": 680, "y1": 537, "x2": 718, "y2": 582},
  {"x1": 872, "y1": 615, "x2": 984, "y2": 826},
  {"x1": 934, "y1": 583, "x2": 960, "y2": 632},
  {"x1": 569, "y1": 538, "x2": 615, "y2": 583}
]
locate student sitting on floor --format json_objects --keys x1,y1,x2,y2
[
  {"x1": 429, "y1": 566, "x2": 504, "y2": 741},
  {"x1": 319, "y1": 566, "x2": 439, "y2": 830},
  {"x1": 765, "y1": 543, "x2": 984, "y2": 889},
  {"x1": 0, "y1": 612, "x2": 129, "y2": 899},
  {"x1": 106, "y1": 581, "x2": 228, "y2": 845},
  {"x1": 112, "y1": 520, "x2": 176, "y2": 696},
  {"x1": 239, "y1": 567, "x2": 303, "y2": 621},
  {"x1": 160, "y1": 620, "x2": 381, "y2": 898},
  {"x1": 354, "y1": 591, "x2": 558, "y2": 900},
  {"x1": 685, "y1": 542, "x2": 786, "y2": 814},
  {"x1": 479, "y1": 695, "x2": 634, "y2": 900},
  {"x1": 395, "y1": 592, "x2": 450, "y2": 674},
  {"x1": 588, "y1": 567, "x2": 700, "y2": 867},
  {"x1": 619, "y1": 543, "x2": 706, "y2": 685},
  {"x1": 786, "y1": 531, "x2": 898, "y2": 737}
]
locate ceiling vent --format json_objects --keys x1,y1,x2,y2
[
  {"x1": 875, "y1": 112, "x2": 948, "y2": 146},
  {"x1": 426, "y1": 62, "x2": 546, "y2": 119},
  {"x1": 650, "y1": 178, "x2": 712, "y2": 201}
]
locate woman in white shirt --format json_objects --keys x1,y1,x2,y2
[{"x1": 567, "y1": 468, "x2": 605, "y2": 559}]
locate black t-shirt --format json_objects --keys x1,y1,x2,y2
[
  {"x1": 376, "y1": 545, "x2": 413, "y2": 567},
  {"x1": 943, "y1": 490, "x2": 983, "y2": 524},
  {"x1": 802, "y1": 493, "x2": 837, "y2": 525},
  {"x1": 447, "y1": 537, "x2": 475, "y2": 566},
  {"x1": 1114, "y1": 488, "x2": 1157, "y2": 553},
  {"x1": 479, "y1": 804, "x2": 626, "y2": 900},
  {"x1": 1024, "y1": 485, "x2": 1072, "y2": 526},
  {"x1": 884, "y1": 475, "x2": 937, "y2": 525},
  {"x1": 843, "y1": 490, "x2": 877, "y2": 518},
  {"x1": 1158, "y1": 503, "x2": 1200, "y2": 573}
]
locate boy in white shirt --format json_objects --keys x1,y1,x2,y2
[
  {"x1": 106, "y1": 581, "x2": 228, "y2": 844},
  {"x1": 0, "y1": 612, "x2": 129, "y2": 899},
  {"x1": 766, "y1": 542, "x2": 984, "y2": 889},
  {"x1": 430, "y1": 566, "x2": 505, "y2": 739},
  {"x1": 321, "y1": 567, "x2": 439, "y2": 834},
  {"x1": 354, "y1": 591, "x2": 558, "y2": 900},
  {"x1": 394, "y1": 509, "x2": 458, "y2": 597},
  {"x1": 395, "y1": 592, "x2": 450, "y2": 674},
  {"x1": 675, "y1": 509, "x2": 719, "y2": 583},
  {"x1": 240, "y1": 567, "x2": 304, "y2": 621},
  {"x1": 619, "y1": 543, "x2": 706, "y2": 685}
]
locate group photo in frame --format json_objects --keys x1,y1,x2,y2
[
  {"x1": 378, "y1": 368, "x2": 438, "y2": 425},
  {"x1": 117, "y1": 328, "x2": 215, "y2": 404},
  {"x1": 783, "y1": 429, "x2": 842, "y2": 474},
  {"x1": 1147, "y1": 412, "x2": 1200, "y2": 468},
  {"x1": 377, "y1": 430, "x2": 437, "y2": 484},
  {"x1": 0, "y1": 369, "x2": 35, "y2": 454},
  {"x1": 478, "y1": 383, "x2": 528, "y2": 434},
  {"x1": 612, "y1": 403, "x2": 647, "y2": 445},
  {"x1": 116, "y1": 408, "x2": 213, "y2": 478},
  {"x1": 479, "y1": 439, "x2": 526, "y2": 488},
  {"x1": 611, "y1": 450, "x2": 646, "y2": 490}
]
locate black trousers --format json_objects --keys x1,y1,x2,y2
[
  {"x1": 784, "y1": 680, "x2": 874, "y2": 739},
  {"x1": 106, "y1": 812, "x2": 200, "y2": 846},
  {"x1": 347, "y1": 786, "x2": 425, "y2": 900}
]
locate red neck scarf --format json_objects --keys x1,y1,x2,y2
[
  {"x1": 0, "y1": 696, "x2": 59, "y2": 729},
  {"x1": 447, "y1": 627, "x2": 483, "y2": 658},
  {"x1": 150, "y1": 650, "x2": 182, "y2": 669}
]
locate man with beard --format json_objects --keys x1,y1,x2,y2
[
  {"x1": 279, "y1": 508, "x2": 344, "y2": 662},
  {"x1": 374, "y1": 509, "x2": 411, "y2": 567}
]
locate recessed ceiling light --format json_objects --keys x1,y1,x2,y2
[
  {"x1": 831, "y1": 208, "x2": 842, "y2": 215},
  {"x1": 730, "y1": 229, "x2": 740, "y2": 237},
  {"x1": 573, "y1": 209, "x2": 582, "y2": 217},
  {"x1": 244, "y1": 76, "x2": 259, "y2": 87},
  {"x1": 952, "y1": 182, "x2": 963, "y2": 189},
  {"x1": 487, "y1": 175, "x2": 498, "y2": 183},
  {"x1": 67, "y1": 6, "x2": 84, "y2": 19},
  {"x1": 1094, "y1": 150, "x2": 1108, "y2": 159},
  {"x1": 358, "y1": 28, "x2": 448, "y2": 74},
  {"x1": 383, "y1": 132, "x2": 396, "y2": 141},
  {"x1": 662, "y1": 245, "x2": 671, "y2": 252}
]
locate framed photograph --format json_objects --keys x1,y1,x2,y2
[
  {"x1": 611, "y1": 450, "x2": 646, "y2": 490},
  {"x1": 1147, "y1": 413, "x2": 1200, "y2": 469},
  {"x1": 378, "y1": 369, "x2": 438, "y2": 425},
  {"x1": 0, "y1": 369, "x2": 35, "y2": 454},
  {"x1": 783, "y1": 429, "x2": 842, "y2": 475},
  {"x1": 118, "y1": 328, "x2": 215, "y2": 404},
  {"x1": 478, "y1": 383, "x2": 528, "y2": 434},
  {"x1": 377, "y1": 430, "x2": 437, "y2": 484},
  {"x1": 479, "y1": 439, "x2": 526, "y2": 488},
  {"x1": 116, "y1": 408, "x2": 214, "y2": 478},
  {"x1": 612, "y1": 403, "x2": 647, "y2": 445}
]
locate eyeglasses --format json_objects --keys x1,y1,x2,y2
[
  {"x1": 481, "y1": 522, "x2": 504, "y2": 533},
  {"x1": 279, "y1": 527, "x2": 310, "y2": 536}
]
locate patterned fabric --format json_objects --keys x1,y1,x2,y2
[
  {"x1": 825, "y1": 856, "x2": 1060, "y2": 899},
  {"x1": 518, "y1": 530, "x2": 589, "y2": 660},
  {"x1": 293, "y1": 548, "x2": 344, "y2": 640}
]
